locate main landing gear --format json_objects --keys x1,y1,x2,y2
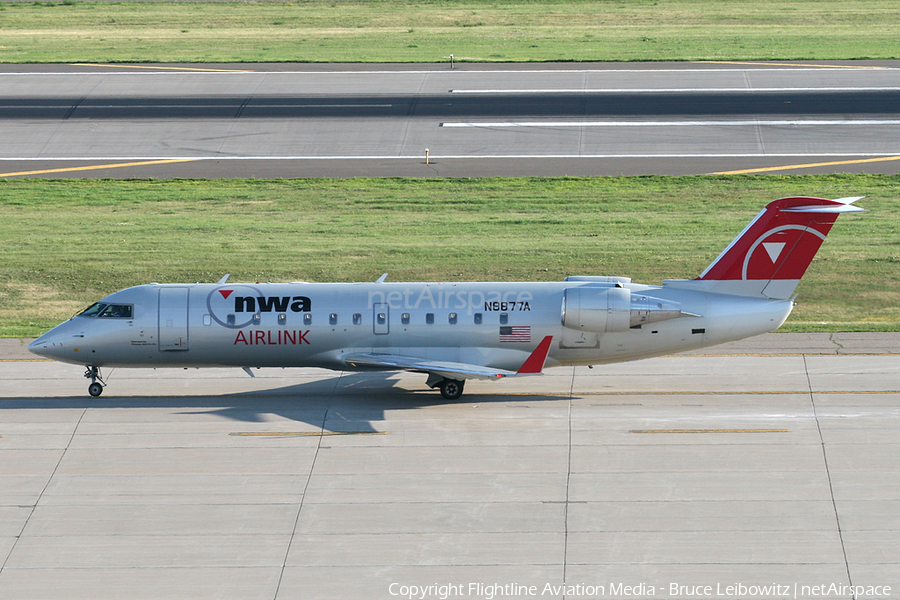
[
  {"x1": 438, "y1": 379, "x2": 465, "y2": 400},
  {"x1": 84, "y1": 366, "x2": 105, "y2": 397},
  {"x1": 426, "y1": 374, "x2": 466, "y2": 400}
]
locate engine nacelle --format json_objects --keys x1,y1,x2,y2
[
  {"x1": 562, "y1": 287, "x2": 684, "y2": 333},
  {"x1": 562, "y1": 286, "x2": 631, "y2": 332},
  {"x1": 629, "y1": 293, "x2": 684, "y2": 327}
]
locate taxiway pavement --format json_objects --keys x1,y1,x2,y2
[
  {"x1": 2, "y1": 61, "x2": 900, "y2": 178},
  {"x1": 1, "y1": 334, "x2": 898, "y2": 599}
]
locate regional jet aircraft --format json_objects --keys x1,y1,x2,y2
[{"x1": 30, "y1": 196, "x2": 864, "y2": 399}]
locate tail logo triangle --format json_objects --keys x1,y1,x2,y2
[{"x1": 762, "y1": 242, "x2": 786, "y2": 263}]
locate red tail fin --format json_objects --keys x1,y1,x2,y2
[{"x1": 695, "y1": 196, "x2": 863, "y2": 299}]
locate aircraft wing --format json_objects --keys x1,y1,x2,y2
[
  {"x1": 343, "y1": 353, "x2": 518, "y2": 380},
  {"x1": 343, "y1": 336, "x2": 554, "y2": 381}
]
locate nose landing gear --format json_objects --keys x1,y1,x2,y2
[{"x1": 84, "y1": 366, "x2": 105, "y2": 397}]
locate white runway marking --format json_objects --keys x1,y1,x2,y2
[
  {"x1": 0, "y1": 103, "x2": 392, "y2": 108},
  {"x1": 440, "y1": 119, "x2": 900, "y2": 128},
  {"x1": 450, "y1": 87, "x2": 900, "y2": 93}
]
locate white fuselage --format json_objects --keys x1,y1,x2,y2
[{"x1": 30, "y1": 279, "x2": 793, "y2": 372}]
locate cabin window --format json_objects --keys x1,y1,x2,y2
[
  {"x1": 303, "y1": 313, "x2": 312, "y2": 325},
  {"x1": 353, "y1": 313, "x2": 362, "y2": 325},
  {"x1": 278, "y1": 314, "x2": 287, "y2": 326},
  {"x1": 376, "y1": 312, "x2": 386, "y2": 325},
  {"x1": 252, "y1": 313, "x2": 261, "y2": 326},
  {"x1": 203, "y1": 314, "x2": 212, "y2": 326},
  {"x1": 448, "y1": 313, "x2": 458, "y2": 324},
  {"x1": 329, "y1": 313, "x2": 338, "y2": 325},
  {"x1": 227, "y1": 314, "x2": 236, "y2": 326},
  {"x1": 401, "y1": 313, "x2": 410, "y2": 325},
  {"x1": 499, "y1": 313, "x2": 509, "y2": 325},
  {"x1": 426, "y1": 313, "x2": 435, "y2": 325},
  {"x1": 474, "y1": 313, "x2": 483, "y2": 325}
]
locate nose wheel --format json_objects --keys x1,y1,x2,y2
[{"x1": 84, "y1": 366, "x2": 105, "y2": 397}]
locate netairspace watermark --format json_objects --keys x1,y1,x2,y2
[{"x1": 387, "y1": 581, "x2": 893, "y2": 600}]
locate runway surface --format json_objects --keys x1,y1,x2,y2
[
  {"x1": 2, "y1": 61, "x2": 900, "y2": 178},
  {"x1": 1, "y1": 333, "x2": 898, "y2": 599}
]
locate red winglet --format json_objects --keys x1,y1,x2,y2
[{"x1": 517, "y1": 335, "x2": 553, "y2": 374}]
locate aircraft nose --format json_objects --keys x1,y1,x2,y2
[
  {"x1": 29, "y1": 333, "x2": 63, "y2": 359},
  {"x1": 28, "y1": 336, "x2": 49, "y2": 356},
  {"x1": 29, "y1": 328, "x2": 80, "y2": 362}
]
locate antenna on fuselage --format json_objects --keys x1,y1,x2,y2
[
  {"x1": 376, "y1": 273, "x2": 389, "y2": 283},
  {"x1": 217, "y1": 274, "x2": 230, "y2": 284}
]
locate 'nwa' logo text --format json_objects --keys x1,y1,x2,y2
[
  {"x1": 233, "y1": 296, "x2": 311, "y2": 313},
  {"x1": 219, "y1": 290, "x2": 311, "y2": 313}
]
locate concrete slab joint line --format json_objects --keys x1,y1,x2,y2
[
  {"x1": 563, "y1": 366, "x2": 576, "y2": 583},
  {"x1": 0, "y1": 403, "x2": 88, "y2": 575},
  {"x1": 272, "y1": 373, "x2": 342, "y2": 599},
  {"x1": 803, "y1": 356, "x2": 854, "y2": 594}
]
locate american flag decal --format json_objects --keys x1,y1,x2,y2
[{"x1": 500, "y1": 326, "x2": 531, "y2": 343}]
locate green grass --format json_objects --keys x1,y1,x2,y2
[
  {"x1": 1, "y1": 175, "x2": 897, "y2": 337},
  {"x1": 0, "y1": 0, "x2": 898, "y2": 63}
]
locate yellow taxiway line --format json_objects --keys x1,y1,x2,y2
[
  {"x1": 712, "y1": 155, "x2": 900, "y2": 175},
  {"x1": 0, "y1": 159, "x2": 200, "y2": 178},
  {"x1": 230, "y1": 431, "x2": 386, "y2": 437},
  {"x1": 631, "y1": 428, "x2": 790, "y2": 434},
  {"x1": 579, "y1": 390, "x2": 900, "y2": 396}
]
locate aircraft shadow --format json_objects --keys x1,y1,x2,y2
[{"x1": 1, "y1": 372, "x2": 566, "y2": 433}]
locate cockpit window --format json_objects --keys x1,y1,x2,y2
[
  {"x1": 99, "y1": 304, "x2": 133, "y2": 318},
  {"x1": 78, "y1": 303, "x2": 106, "y2": 318},
  {"x1": 78, "y1": 303, "x2": 133, "y2": 319}
]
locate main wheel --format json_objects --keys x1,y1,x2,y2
[
  {"x1": 88, "y1": 382, "x2": 103, "y2": 397},
  {"x1": 438, "y1": 379, "x2": 464, "y2": 400}
]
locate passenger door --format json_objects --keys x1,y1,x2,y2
[{"x1": 159, "y1": 287, "x2": 190, "y2": 351}]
